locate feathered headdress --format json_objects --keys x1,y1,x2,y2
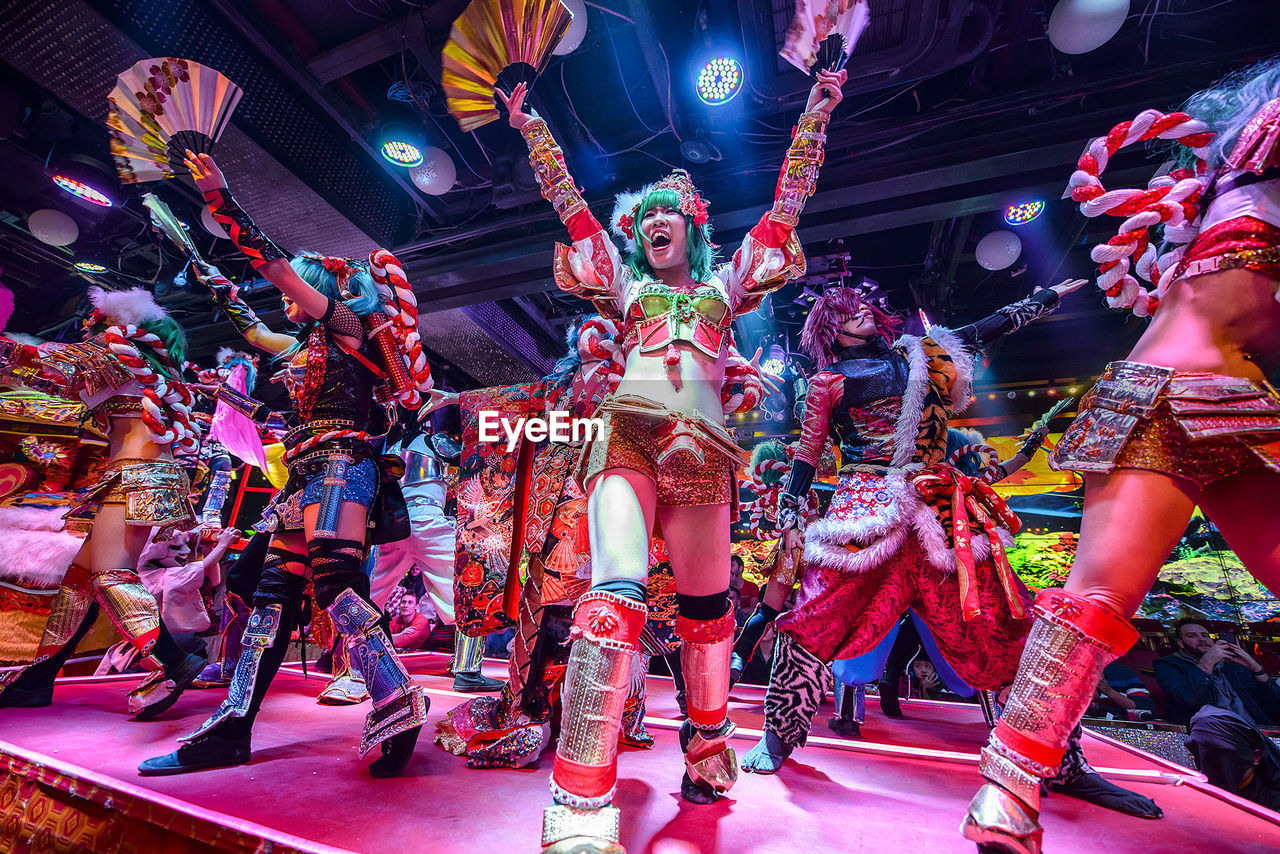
[
  {"x1": 609, "y1": 169, "x2": 710, "y2": 252},
  {"x1": 87, "y1": 286, "x2": 168, "y2": 326}
]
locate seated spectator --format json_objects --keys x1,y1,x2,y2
[
  {"x1": 389, "y1": 589, "x2": 432, "y2": 651},
  {"x1": 1153, "y1": 619, "x2": 1280, "y2": 809},
  {"x1": 1091, "y1": 662, "x2": 1155, "y2": 721}
]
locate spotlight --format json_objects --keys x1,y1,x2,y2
[
  {"x1": 52, "y1": 174, "x2": 113, "y2": 208},
  {"x1": 1068, "y1": 386, "x2": 1078, "y2": 394},
  {"x1": 74, "y1": 260, "x2": 108, "y2": 274},
  {"x1": 695, "y1": 56, "x2": 743, "y2": 106},
  {"x1": 761, "y1": 344, "x2": 788, "y2": 376},
  {"x1": 1047, "y1": 388, "x2": 1057, "y2": 396},
  {"x1": 1028, "y1": 390, "x2": 1036, "y2": 397},
  {"x1": 1004, "y1": 200, "x2": 1045, "y2": 226},
  {"x1": 378, "y1": 123, "x2": 425, "y2": 168},
  {"x1": 987, "y1": 393, "x2": 996, "y2": 400},
  {"x1": 48, "y1": 153, "x2": 118, "y2": 208}
]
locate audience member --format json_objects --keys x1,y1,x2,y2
[
  {"x1": 389, "y1": 589, "x2": 433, "y2": 651},
  {"x1": 1153, "y1": 619, "x2": 1280, "y2": 808},
  {"x1": 1092, "y1": 662, "x2": 1155, "y2": 721}
]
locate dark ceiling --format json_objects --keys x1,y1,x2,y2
[{"x1": 0, "y1": 0, "x2": 1277, "y2": 431}]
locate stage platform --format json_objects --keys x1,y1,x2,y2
[{"x1": 3, "y1": 652, "x2": 1279, "y2": 853}]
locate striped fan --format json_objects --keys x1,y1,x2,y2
[
  {"x1": 781, "y1": 0, "x2": 872, "y2": 77},
  {"x1": 443, "y1": 0, "x2": 574, "y2": 132},
  {"x1": 106, "y1": 58, "x2": 242, "y2": 185}
]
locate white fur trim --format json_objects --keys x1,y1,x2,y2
[
  {"x1": 216, "y1": 346, "x2": 235, "y2": 364},
  {"x1": 609, "y1": 187, "x2": 650, "y2": 252},
  {"x1": 890, "y1": 335, "x2": 930, "y2": 469},
  {"x1": 925, "y1": 326, "x2": 976, "y2": 414},
  {"x1": 0, "y1": 506, "x2": 84, "y2": 586},
  {"x1": 88, "y1": 286, "x2": 167, "y2": 326},
  {"x1": 802, "y1": 472, "x2": 917, "y2": 574}
]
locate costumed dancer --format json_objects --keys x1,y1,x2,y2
[
  {"x1": 495, "y1": 64, "x2": 845, "y2": 851},
  {"x1": 375, "y1": 426, "x2": 503, "y2": 693},
  {"x1": 434, "y1": 317, "x2": 765, "y2": 768},
  {"x1": 740, "y1": 279, "x2": 1083, "y2": 775},
  {"x1": 964, "y1": 60, "x2": 1280, "y2": 852},
  {"x1": 0, "y1": 287, "x2": 205, "y2": 717},
  {"x1": 139, "y1": 149, "x2": 431, "y2": 778}
]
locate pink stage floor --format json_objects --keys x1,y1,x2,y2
[{"x1": 3, "y1": 651, "x2": 1279, "y2": 853}]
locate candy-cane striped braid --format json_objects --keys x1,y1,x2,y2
[
  {"x1": 948, "y1": 442, "x2": 999, "y2": 472},
  {"x1": 368, "y1": 248, "x2": 433, "y2": 407},
  {"x1": 280, "y1": 429, "x2": 375, "y2": 465},
  {"x1": 741, "y1": 454, "x2": 791, "y2": 538},
  {"x1": 1068, "y1": 109, "x2": 1216, "y2": 317},
  {"x1": 722, "y1": 349, "x2": 765, "y2": 416},
  {"x1": 104, "y1": 325, "x2": 200, "y2": 453},
  {"x1": 574, "y1": 316, "x2": 625, "y2": 404}
]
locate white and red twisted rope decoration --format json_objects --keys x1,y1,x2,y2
[
  {"x1": 948, "y1": 442, "x2": 999, "y2": 472},
  {"x1": 280, "y1": 428, "x2": 375, "y2": 465},
  {"x1": 740, "y1": 447, "x2": 818, "y2": 538},
  {"x1": 368, "y1": 249, "x2": 433, "y2": 407},
  {"x1": 104, "y1": 325, "x2": 200, "y2": 453},
  {"x1": 722, "y1": 349, "x2": 765, "y2": 416},
  {"x1": 1068, "y1": 109, "x2": 1216, "y2": 317},
  {"x1": 577, "y1": 316, "x2": 626, "y2": 392}
]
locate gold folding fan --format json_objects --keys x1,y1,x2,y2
[
  {"x1": 106, "y1": 57, "x2": 242, "y2": 184},
  {"x1": 443, "y1": 0, "x2": 574, "y2": 132}
]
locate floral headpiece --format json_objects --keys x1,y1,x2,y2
[
  {"x1": 300, "y1": 252, "x2": 360, "y2": 299},
  {"x1": 610, "y1": 169, "x2": 711, "y2": 253}
]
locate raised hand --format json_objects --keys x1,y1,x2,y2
[
  {"x1": 496, "y1": 82, "x2": 534, "y2": 132},
  {"x1": 747, "y1": 346, "x2": 786, "y2": 397},
  {"x1": 806, "y1": 69, "x2": 848, "y2": 115},
  {"x1": 419, "y1": 388, "x2": 460, "y2": 416},
  {"x1": 1040, "y1": 278, "x2": 1089, "y2": 300},
  {"x1": 183, "y1": 149, "x2": 228, "y2": 194}
]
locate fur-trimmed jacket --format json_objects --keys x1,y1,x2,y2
[{"x1": 785, "y1": 290, "x2": 1061, "y2": 576}]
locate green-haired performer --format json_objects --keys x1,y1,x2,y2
[
  {"x1": 138, "y1": 150, "x2": 430, "y2": 780},
  {"x1": 497, "y1": 67, "x2": 846, "y2": 853},
  {"x1": 965, "y1": 59, "x2": 1280, "y2": 853},
  {"x1": 0, "y1": 287, "x2": 206, "y2": 718}
]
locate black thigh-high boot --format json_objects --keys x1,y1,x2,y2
[
  {"x1": 1, "y1": 601, "x2": 101, "y2": 707},
  {"x1": 312, "y1": 537, "x2": 429, "y2": 778},
  {"x1": 877, "y1": 617, "x2": 920, "y2": 718},
  {"x1": 138, "y1": 551, "x2": 307, "y2": 775}
]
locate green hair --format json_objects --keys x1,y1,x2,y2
[
  {"x1": 1172, "y1": 56, "x2": 1280, "y2": 169},
  {"x1": 749, "y1": 439, "x2": 791, "y2": 488},
  {"x1": 625, "y1": 188, "x2": 719, "y2": 283},
  {"x1": 91, "y1": 315, "x2": 187, "y2": 379}
]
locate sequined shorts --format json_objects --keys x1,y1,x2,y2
[
  {"x1": 67, "y1": 457, "x2": 195, "y2": 531},
  {"x1": 263, "y1": 455, "x2": 377, "y2": 534},
  {"x1": 1051, "y1": 361, "x2": 1280, "y2": 488},
  {"x1": 579, "y1": 394, "x2": 742, "y2": 507}
]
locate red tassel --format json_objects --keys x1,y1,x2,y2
[{"x1": 663, "y1": 344, "x2": 680, "y2": 366}]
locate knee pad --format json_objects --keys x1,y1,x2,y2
[
  {"x1": 308, "y1": 538, "x2": 368, "y2": 610},
  {"x1": 252, "y1": 548, "x2": 308, "y2": 612},
  {"x1": 676, "y1": 589, "x2": 732, "y2": 622}
]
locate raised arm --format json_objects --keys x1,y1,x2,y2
[
  {"x1": 498, "y1": 84, "x2": 623, "y2": 314},
  {"x1": 185, "y1": 151, "x2": 363, "y2": 350},
  {"x1": 726, "y1": 70, "x2": 847, "y2": 312},
  {"x1": 953, "y1": 279, "x2": 1087, "y2": 351},
  {"x1": 191, "y1": 262, "x2": 296, "y2": 356}
]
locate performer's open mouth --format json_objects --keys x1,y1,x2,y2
[{"x1": 650, "y1": 233, "x2": 671, "y2": 249}]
